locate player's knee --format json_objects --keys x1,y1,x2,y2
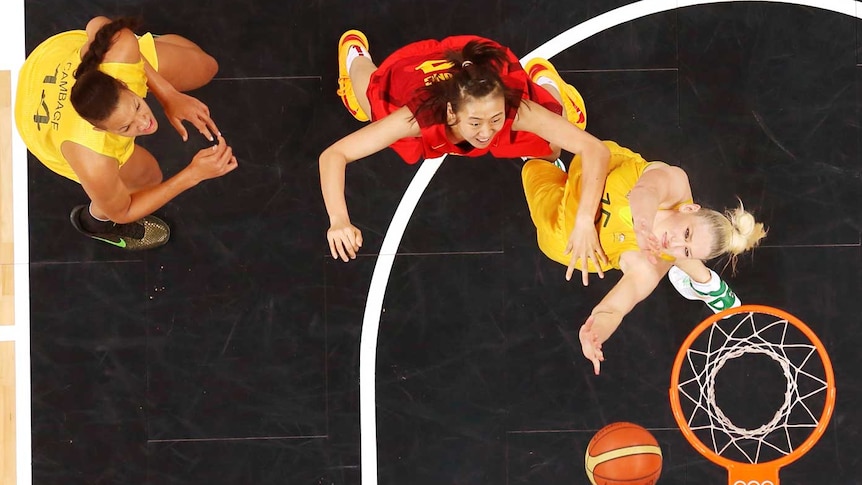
[
  {"x1": 143, "y1": 166, "x2": 164, "y2": 188},
  {"x1": 202, "y1": 53, "x2": 219, "y2": 82}
]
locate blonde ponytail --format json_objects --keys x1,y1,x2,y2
[
  {"x1": 726, "y1": 203, "x2": 767, "y2": 255},
  {"x1": 697, "y1": 199, "x2": 767, "y2": 273}
]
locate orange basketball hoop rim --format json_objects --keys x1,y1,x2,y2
[{"x1": 669, "y1": 304, "x2": 837, "y2": 484}]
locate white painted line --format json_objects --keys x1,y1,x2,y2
[
  {"x1": 2, "y1": 0, "x2": 31, "y2": 483},
  {"x1": 522, "y1": 0, "x2": 861, "y2": 64},
  {"x1": 0, "y1": 325, "x2": 15, "y2": 342},
  {"x1": 359, "y1": 155, "x2": 444, "y2": 485}
]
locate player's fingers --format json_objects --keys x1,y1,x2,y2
[
  {"x1": 212, "y1": 136, "x2": 229, "y2": 155},
  {"x1": 355, "y1": 229, "x2": 363, "y2": 248},
  {"x1": 328, "y1": 238, "x2": 339, "y2": 260},
  {"x1": 344, "y1": 228, "x2": 357, "y2": 248},
  {"x1": 226, "y1": 156, "x2": 239, "y2": 172},
  {"x1": 596, "y1": 246, "x2": 609, "y2": 266},
  {"x1": 195, "y1": 111, "x2": 218, "y2": 140},
  {"x1": 211, "y1": 143, "x2": 229, "y2": 164},
  {"x1": 171, "y1": 118, "x2": 189, "y2": 142},
  {"x1": 203, "y1": 115, "x2": 220, "y2": 139},
  {"x1": 200, "y1": 126, "x2": 214, "y2": 142},
  {"x1": 188, "y1": 116, "x2": 213, "y2": 142},
  {"x1": 335, "y1": 240, "x2": 350, "y2": 262},
  {"x1": 331, "y1": 237, "x2": 347, "y2": 261},
  {"x1": 349, "y1": 230, "x2": 361, "y2": 251},
  {"x1": 340, "y1": 232, "x2": 357, "y2": 259},
  {"x1": 585, "y1": 252, "x2": 603, "y2": 280}
]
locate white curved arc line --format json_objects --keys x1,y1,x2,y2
[
  {"x1": 522, "y1": 0, "x2": 861, "y2": 64},
  {"x1": 359, "y1": 156, "x2": 445, "y2": 484},
  {"x1": 359, "y1": 1, "x2": 862, "y2": 484}
]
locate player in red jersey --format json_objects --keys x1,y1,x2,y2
[{"x1": 320, "y1": 31, "x2": 610, "y2": 286}]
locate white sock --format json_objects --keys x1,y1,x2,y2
[
  {"x1": 691, "y1": 269, "x2": 722, "y2": 293},
  {"x1": 89, "y1": 203, "x2": 110, "y2": 222},
  {"x1": 535, "y1": 76, "x2": 558, "y2": 90},
  {"x1": 346, "y1": 45, "x2": 371, "y2": 73}
]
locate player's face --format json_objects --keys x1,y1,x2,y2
[
  {"x1": 652, "y1": 208, "x2": 715, "y2": 261},
  {"x1": 97, "y1": 89, "x2": 159, "y2": 137},
  {"x1": 450, "y1": 93, "x2": 506, "y2": 148}
]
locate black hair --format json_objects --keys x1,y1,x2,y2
[
  {"x1": 412, "y1": 39, "x2": 523, "y2": 126},
  {"x1": 70, "y1": 17, "x2": 140, "y2": 125}
]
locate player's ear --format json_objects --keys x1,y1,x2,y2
[{"x1": 678, "y1": 203, "x2": 701, "y2": 213}]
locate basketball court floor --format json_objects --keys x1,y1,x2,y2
[{"x1": 1, "y1": 0, "x2": 860, "y2": 483}]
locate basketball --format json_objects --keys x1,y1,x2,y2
[{"x1": 585, "y1": 422, "x2": 663, "y2": 485}]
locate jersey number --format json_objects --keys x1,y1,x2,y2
[
  {"x1": 415, "y1": 60, "x2": 455, "y2": 86},
  {"x1": 596, "y1": 192, "x2": 611, "y2": 228}
]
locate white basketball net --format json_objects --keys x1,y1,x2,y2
[{"x1": 675, "y1": 311, "x2": 830, "y2": 464}]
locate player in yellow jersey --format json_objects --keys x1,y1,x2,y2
[
  {"x1": 522, "y1": 141, "x2": 767, "y2": 374},
  {"x1": 16, "y1": 17, "x2": 237, "y2": 250}
]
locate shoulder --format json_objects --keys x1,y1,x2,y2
[
  {"x1": 512, "y1": 99, "x2": 553, "y2": 130},
  {"x1": 635, "y1": 162, "x2": 693, "y2": 209},
  {"x1": 641, "y1": 161, "x2": 691, "y2": 192},
  {"x1": 642, "y1": 161, "x2": 687, "y2": 179}
]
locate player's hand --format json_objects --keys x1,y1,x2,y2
[
  {"x1": 564, "y1": 218, "x2": 608, "y2": 285},
  {"x1": 328, "y1": 219, "x2": 363, "y2": 262},
  {"x1": 189, "y1": 135, "x2": 237, "y2": 182},
  {"x1": 163, "y1": 91, "x2": 220, "y2": 142},
  {"x1": 579, "y1": 315, "x2": 605, "y2": 375},
  {"x1": 634, "y1": 218, "x2": 661, "y2": 264}
]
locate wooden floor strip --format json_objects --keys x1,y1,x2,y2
[{"x1": 0, "y1": 70, "x2": 17, "y2": 485}]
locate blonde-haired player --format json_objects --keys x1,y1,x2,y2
[{"x1": 522, "y1": 141, "x2": 766, "y2": 374}]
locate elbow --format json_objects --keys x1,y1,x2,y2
[
  {"x1": 100, "y1": 201, "x2": 137, "y2": 225},
  {"x1": 594, "y1": 140, "x2": 611, "y2": 164},
  {"x1": 319, "y1": 147, "x2": 347, "y2": 171},
  {"x1": 318, "y1": 148, "x2": 332, "y2": 169}
]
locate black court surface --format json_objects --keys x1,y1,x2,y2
[{"x1": 22, "y1": 1, "x2": 862, "y2": 484}]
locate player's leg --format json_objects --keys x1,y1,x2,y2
[
  {"x1": 522, "y1": 159, "x2": 573, "y2": 265},
  {"x1": 524, "y1": 58, "x2": 587, "y2": 130},
  {"x1": 118, "y1": 144, "x2": 163, "y2": 192},
  {"x1": 151, "y1": 34, "x2": 219, "y2": 92},
  {"x1": 338, "y1": 30, "x2": 376, "y2": 121}
]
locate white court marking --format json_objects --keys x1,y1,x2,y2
[
  {"x1": 357, "y1": 1, "x2": 862, "y2": 484},
  {"x1": 1, "y1": 0, "x2": 31, "y2": 484}
]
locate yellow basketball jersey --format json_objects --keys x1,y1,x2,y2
[
  {"x1": 562, "y1": 141, "x2": 651, "y2": 272},
  {"x1": 14, "y1": 30, "x2": 154, "y2": 182}
]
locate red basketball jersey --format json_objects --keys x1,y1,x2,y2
[{"x1": 366, "y1": 35, "x2": 563, "y2": 163}]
